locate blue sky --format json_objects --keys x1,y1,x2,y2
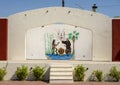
[{"x1": 0, "y1": 0, "x2": 120, "y2": 18}]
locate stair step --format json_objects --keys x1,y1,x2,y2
[
  {"x1": 51, "y1": 68, "x2": 72, "y2": 72},
  {"x1": 50, "y1": 79, "x2": 73, "y2": 83},
  {"x1": 50, "y1": 64, "x2": 73, "y2": 83},
  {"x1": 51, "y1": 65, "x2": 72, "y2": 68},
  {"x1": 50, "y1": 76, "x2": 73, "y2": 80},
  {"x1": 50, "y1": 72, "x2": 72, "y2": 76}
]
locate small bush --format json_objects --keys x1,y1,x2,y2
[
  {"x1": 15, "y1": 65, "x2": 29, "y2": 80},
  {"x1": 0, "y1": 68, "x2": 7, "y2": 81},
  {"x1": 0, "y1": 62, "x2": 8, "y2": 81},
  {"x1": 109, "y1": 66, "x2": 120, "y2": 82},
  {"x1": 32, "y1": 66, "x2": 45, "y2": 81},
  {"x1": 93, "y1": 70, "x2": 103, "y2": 81},
  {"x1": 74, "y1": 65, "x2": 87, "y2": 81}
]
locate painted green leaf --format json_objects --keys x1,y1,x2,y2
[
  {"x1": 68, "y1": 33, "x2": 72, "y2": 39},
  {"x1": 76, "y1": 32, "x2": 79, "y2": 35},
  {"x1": 76, "y1": 37, "x2": 78, "y2": 40},
  {"x1": 73, "y1": 31, "x2": 76, "y2": 34},
  {"x1": 69, "y1": 35, "x2": 72, "y2": 39}
]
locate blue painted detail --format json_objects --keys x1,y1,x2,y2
[{"x1": 46, "y1": 54, "x2": 74, "y2": 60}]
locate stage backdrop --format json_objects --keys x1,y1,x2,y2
[{"x1": 26, "y1": 24, "x2": 92, "y2": 60}]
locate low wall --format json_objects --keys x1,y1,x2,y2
[
  {"x1": 73, "y1": 62, "x2": 120, "y2": 81},
  {"x1": 0, "y1": 60, "x2": 120, "y2": 81},
  {"x1": 0, "y1": 61, "x2": 50, "y2": 81}
]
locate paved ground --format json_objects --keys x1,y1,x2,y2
[{"x1": 0, "y1": 81, "x2": 120, "y2": 85}]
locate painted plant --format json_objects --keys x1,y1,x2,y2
[
  {"x1": 68, "y1": 30, "x2": 79, "y2": 54},
  {"x1": 44, "y1": 33, "x2": 54, "y2": 55}
]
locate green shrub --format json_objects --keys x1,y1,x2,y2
[
  {"x1": 15, "y1": 65, "x2": 29, "y2": 80},
  {"x1": 74, "y1": 65, "x2": 87, "y2": 81},
  {"x1": 32, "y1": 66, "x2": 45, "y2": 81},
  {"x1": 93, "y1": 70, "x2": 103, "y2": 81},
  {"x1": 109, "y1": 66, "x2": 120, "y2": 82},
  {"x1": 0, "y1": 62, "x2": 8, "y2": 81},
  {"x1": 0, "y1": 68, "x2": 7, "y2": 81}
]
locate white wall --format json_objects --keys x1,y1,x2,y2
[
  {"x1": 8, "y1": 7, "x2": 112, "y2": 61},
  {"x1": 0, "y1": 61, "x2": 49, "y2": 81},
  {"x1": 26, "y1": 24, "x2": 92, "y2": 60},
  {"x1": 0, "y1": 61, "x2": 120, "y2": 81}
]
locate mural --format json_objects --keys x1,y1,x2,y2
[
  {"x1": 26, "y1": 24, "x2": 92, "y2": 60},
  {"x1": 45, "y1": 30, "x2": 79, "y2": 60}
]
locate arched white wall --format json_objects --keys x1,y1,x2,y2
[
  {"x1": 8, "y1": 7, "x2": 112, "y2": 61},
  {"x1": 25, "y1": 24, "x2": 93, "y2": 60}
]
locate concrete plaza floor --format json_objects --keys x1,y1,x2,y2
[{"x1": 0, "y1": 81, "x2": 120, "y2": 85}]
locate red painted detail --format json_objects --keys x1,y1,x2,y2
[
  {"x1": 112, "y1": 19, "x2": 120, "y2": 61},
  {"x1": 0, "y1": 19, "x2": 8, "y2": 60}
]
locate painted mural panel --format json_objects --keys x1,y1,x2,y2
[{"x1": 26, "y1": 24, "x2": 92, "y2": 60}]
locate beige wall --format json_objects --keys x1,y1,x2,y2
[{"x1": 8, "y1": 7, "x2": 112, "y2": 61}]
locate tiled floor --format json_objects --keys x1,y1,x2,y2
[{"x1": 0, "y1": 81, "x2": 120, "y2": 85}]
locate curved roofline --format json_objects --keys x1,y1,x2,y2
[{"x1": 8, "y1": 6, "x2": 110, "y2": 19}]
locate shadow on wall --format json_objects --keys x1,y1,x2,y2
[{"x1": 10, "y1": 65, "x2": 50, "y2": 81}]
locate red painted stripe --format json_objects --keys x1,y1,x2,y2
[
  {"x1": 0, "y1": 18, "x2": 8, "y2": 60},
  {"x1": 112, "y1": 19, "x2": 120, "y2": 61}
]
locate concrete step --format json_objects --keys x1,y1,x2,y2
[
  {"x1": 50, "y1": 64, "x2": 73, "y2": 83},
  {"x1": 51, "y1": 68, "x2": 72, "y2": 72},
  {"x1": 50, "y1": 79, "x2": 73, "y2": 83},
  {"x1": 50, "y1": 76, "x2": 73, "y2": 80},
  {"x1": 51, "y1": 64, "x2": 72, "y2": 68},
  {"x1": 50, "y1": 71, "x2": 72, "y2": 76}
]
